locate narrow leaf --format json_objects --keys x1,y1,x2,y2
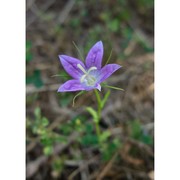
[
  {"x1": 51, "y1": 74, "x2": 70, "y2": 77},
  {"x1": 105, "y1": 49, "x2": 112, "y2": 65},
  {"x1": 86, "y1": 107, "x2": 99, "y2": 123},
  {"x1": 72, "y1": 41, "x2": 84, "y2": 61},
  {"x1": 72, "y1": 91, "x2": 85, "y2": 107},
  {"x1": 102, "y1": 83, "x2": 124, "y2": 91},
  {"x1": 99, "y1": 130, "x2": 111, "y2": 143},
  {"x1": 101, "y1": 90, "x2": 111, "y2": 108}
]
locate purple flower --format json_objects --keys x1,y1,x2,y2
[{"x1": 58, "y1": 41, "x2": 121, "y2": 92}]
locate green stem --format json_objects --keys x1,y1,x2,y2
[
  {"x1": 94, "y1": 89, "x2": 103, "y2": 141},
  {"x1": 94, "y1": 89, "x2": 102, "y2": 120},
  {"x1": 95, "y1": 122, "x2": 101, "y2": 139}
]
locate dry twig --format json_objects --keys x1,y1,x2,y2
[
  {"x1": 26, "y1": 132, "x2": 79, "y2": 178},
  {"x1": 96, "y1": 152, "x2": 118, "y2": 180}
]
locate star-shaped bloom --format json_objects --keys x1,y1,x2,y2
[{"x1": 58, "y1": 41, "x2": 121, "y2": 92}]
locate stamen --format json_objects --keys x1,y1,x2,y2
[
  {"x1": 77, "y1": 64, "x2": 97, "y2": 86},
  {"x1": 80, "y1": 74, "x2": 87, "y2": 83},
  {"x1": 77, "y1": 64, "x2": 87, "y2": 74},
  {"x1": 87, "y1": 66, "x2": 97, "y2": 74}
]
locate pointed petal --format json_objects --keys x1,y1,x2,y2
[
  {"x1": 98, "y1": 64, "x2": 121, "y2": 83},
  {"x1": 59, "y1": 55, "x2": 85, "y2": 79},
  {"x1": 58, "y1": 79, "x2": 85, "y2": 92},
  {"x1": 96, "y1": 84, "x2": 101, "y2": 91},
  {"x1": 85, "y1": 41, "x2": 103, "y2": 69}
]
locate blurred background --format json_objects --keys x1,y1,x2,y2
[{"x1": 26, "y1": 0, "x2": 154, "y2": 179}]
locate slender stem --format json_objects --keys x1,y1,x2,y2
[
  {"x1": 94, "y1": 89, "x2": 102, "y2": 142},
  {"x1": 94, "y1": 89, "x2": 102, "y2": 120},
  {"x1": 95, "y1": 122, "x2": 101, "y2": 139}
]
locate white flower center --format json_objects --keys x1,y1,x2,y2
[{"x1": 77, "y1": 64, "x2": 97, "y2": 86}]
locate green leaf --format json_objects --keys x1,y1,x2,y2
[
  {"x1": 101, "y1": 90, "x2": 110, "y2": 108},
  {"x1": 86, "y1": 107, "x2": 99, "y2": 123},
  {"x1": 40, "y1": 135, "x2": 54, "y2": 146},
  {"x1": 129, "y1": 120, "x2": 153, "y2": 144},
  {"x1": 70, "y1": 115, "x2": 87, "y2": 124},
  {"x1": 34, "y1": 107, "x2": 41, "y2": 119},
  {"x1": 81, "y1": 134, "x2": 98, "y2": 146},
  {"x1": 42, "y1": 117, "x2": 49, "y2": 127},
  {"x1": 59, "y1": 123, "x2": 73, "y2": 136},
  {"x1": 26, "y1": 53, "x2": 33, "y2": 62},
  {"x1": 141, "y1": 135, "x2": 153, "y2": 145},
  {"x1": 26, "y1": 70, "x2": 44, "y2": 88},
  {"x1": 52, "y1": 157, "x2": 64, "y2": 172},
  {"x1": 32, "y1": 126, "x2": 38, "y2": 134},
  {"x1": 129, "y1": 120, "x2": 142, "y2": 139},
  {"x1": 26, "y1": 41, "x2": 33, "y2": 62},
  {"x1": 36, "y1": 128, "x2": 47, "y2": 135},
  {"x1": 33, "y1": 70, "x2": 44, "y2": 88},
  {"x1": 108, "y1": 19, "x2": 119, "y2": 32},
  {"x1": 99, "y1": 130, "x2": 111, "y2": 143},
  {"x1": 85, "y1": 123, "x2": 94, "y2": 133},
  {"x1": 102, "y1": 83, "x2": 124, "y2": 91},
  {"x1": 43, "y1": 146, "x2": 53, "y2": 156},
  {"x1": 101, "y1": 138, "x2": 121, "y2": 161},
  {"x1": 73, "y1": 118, "x2": 86, "y2": 132},
  {"x1": 54, "y1": 135, "x2": 68, "y2": 144}
]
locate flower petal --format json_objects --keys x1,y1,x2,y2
[
  {"x1": 58, "y1": 79, "x2": 85, "y2": 92},
  {"x1": 98, "y1": 64, "x2": 121, "y2": 83},
  {"x1": 59, "y1": 55, "x2": 85, "y2": 79},
  {"x1": 96, "y1": 84, "x2": 101, "y2": 91},
  {"x1": 85, "y1": 41, "x2": 103, "y2": 69}
]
